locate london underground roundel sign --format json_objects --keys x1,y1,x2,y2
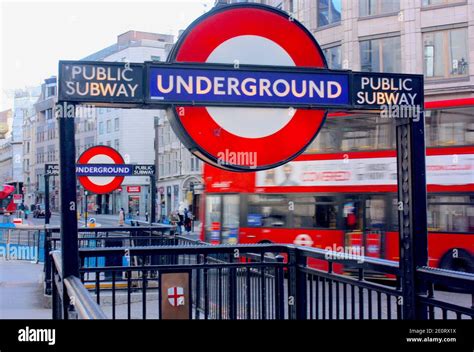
[
  {"x1": 167, "y1": 3, "x2": 328, "y2": 172},
  {"x1": 77, "y1": 146, "x2": 125, "y2": 194}
]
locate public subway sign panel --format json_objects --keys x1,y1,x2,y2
[
  {"x1": 58, "y1": 62, "x2": 144, "y2": 105},
  {"x1": 57, "y1": 4, "x2": 424, "y2": 172}
]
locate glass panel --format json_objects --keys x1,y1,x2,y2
[
  {"x1": 293, "y1": 196, "x2": 338, "y2": 229},
  {"x1": 324, "y1": 46, "x2": 342, "y2": 70},
  {"x1": 343, "y1": 198, "x2": 363, "y2": 231},
  {"x1": 365, "y1": 196, "x2": 386, "y2": 229},
  {"x1": 360, "y1": 39, "x2": 380, "y2": 72},
  {"x1": 425, "y1": 108, "x2": 474, "y2": 147},
  {"x1": 428, "y1": 196, "x2": 474, "y2": 232},
  {"x1": 221, "y1": 195, "x2": 240, "y2": 244},
  {"x1": 318, "y1": 0, "x2": 329, "y2": 26},
  {"x1": 247, "y1": 194, "x2": 288, "y2": 227},
  {"x1": 382, "y1": 36, "x2": 401, "y2": 73},
  {"x1": 330, "y1": 0, "x2": 342, "y2": 23},
  {"x1": 381, "y1": 0, "x2": 400, "y2": 13},
  {"x1": 205, "y1": 195, "x2": 221, "y2": 243},
  {"x1": 449, "y1": 28, "x2": 468, "y2": 76}
]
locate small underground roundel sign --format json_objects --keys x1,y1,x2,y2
[
  {"x1": 166, "y1": 3, "x2": 328, "y2": 172},
  {"x1": 77, "y1": 146, "x2": 125, "y2": 194}
]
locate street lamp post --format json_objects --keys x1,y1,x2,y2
[{"x1": 84, "y1": 190, "x2": 88, "y2": 227}]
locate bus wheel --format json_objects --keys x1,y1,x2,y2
[
  {"x1": 439, "y1": 249, "x2": 473, "y2": 274},
  {"x1": 437, "y1": 249, "x2": 473, "y2": 292}
]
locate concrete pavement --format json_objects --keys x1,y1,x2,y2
[{"x1": 0, "y1": 260, "x2": 50, "y2": 319}]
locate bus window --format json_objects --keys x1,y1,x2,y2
[
  {"x1": 365, "y1": 196, "x2": 386, "y2": 230},
  {"x1": 247, "y1": 194, "x2": 288, "y2": 228},
  {"x1": 205, "y1": 195, "x2": 221, "y2": 243},
  {"x1": 222, "y1": 195, "x2": 239, "y2": 244},
  {"x1": 343, "y1": 198, "x2": 362, "y2": 231},
  {"x1": 428, "y1": 195, "x2": 474, "y2": 233},
  {"x1": 293, "y1": 196, "x2": 338, "y2": 229}
]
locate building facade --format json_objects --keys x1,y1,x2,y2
[
  {"x1": 0, "y1": 87, "x2": 40, "y2": 205},
  {"x1": 83, "y1": 31, "x2": 174, "y2": 217},
  {"x1": 228, "y1": 0, "x2": 473, "y2": 102},
  {"x1": 155, "y1": 114, "x2": 203, "y2": 222},
  {"x1": 29, "y1": 77, "x2": 97, "y2": 211}
]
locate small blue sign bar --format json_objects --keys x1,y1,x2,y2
[
  {"x1": 76, "y1": 164, "x2": 132, "y2": 177},
  {"x1": 76, "y1": 164, "x2": 155, "y2": 177},
  {"x1": 148, "y1": 65, "x2": 351, "y2": 108}
]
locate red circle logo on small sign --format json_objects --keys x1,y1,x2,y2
[
  {"x1": 77, "y1": 146, "x2": 125, "y2": 194},
  {"x1": 167, "y1": 4, "x2": 328, "y2": 172}
]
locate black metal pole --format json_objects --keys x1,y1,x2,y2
[
  {"x1": 150, "y1": 175, "x2": 156, "y2": 224},
  {"x1": 396, "y1": 97, "x2": 428, "y2": 320},
  {"x1": 84, "y1": 192, "x2": 88, "y2": 227},
  {"x1": 58, "y1": 103, "x2": 79, "y2": 276},
  {"x1": 44, "y1": 175, "x2": 50, "y2": 225}
]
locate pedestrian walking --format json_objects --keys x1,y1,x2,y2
[
  {"x1": 184, "y1": 209, "x2": 193, "y2": 234},
  {"x1": 145, "y1": 211, "x2": 149, "y2": 222},
  {"x1": 118, "y1": 208, "x2": 125, "y2": 226}
]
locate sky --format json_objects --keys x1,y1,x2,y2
[{"x1": 0, "y1": 0, "x2": 215, "y2": 111}]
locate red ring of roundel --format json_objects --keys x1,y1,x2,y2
[{"x1": 171, "y1": 5, "x2": 328, "y2": 170}]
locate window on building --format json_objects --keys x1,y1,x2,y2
[
  {"x1": 46, "y1": 86, "x2": 56, "y2": 97},
  {"x1": 323, "y1": 45, "x2": 342, "y2": 69},
  {"x1": 422, "y1": 0, "x2": 465, "y2": 6},
  {"x1": 99, "y1": 122, "x2": 104, "y2": 135},
  {"x1": 360, "y1": 36, "x2": 401, "y2": 73},
  {"x1": 158, "y1": 155, "x2": 164, "y2": 176},
  {"x1": 45, "y1": 109, "x2": 53, "y2": 120},
  {"x1": 164, "y1": 154, "x2": 171, "y2": 176},
  {"x1": 106, "y1": 120, "x2": 112, "y2": 133},
  {"x1": 106, "y1": 141, "x2": 111, "y2": 147},
  {"x1": 158, "y1": 126, "x2": 164, "y2": 146},
  {"x1": 164, "y1": 125, "x2": 171, "y2": 145},
  {"x1": 190, "y1": 156, "x2": 201, "y2": 172},
  {"x1": 114, "y1": 139, "x2": 120, "y2": 151},
  {"x1": 288, "y1": 0, "x2": 296, "y2": 13},
  {"x1": 114, "y1": 118, "x2": 119, "y2": 131},
  {"x1": 85, "y1": 136, "x2": 95, "y2": 150},
  {"x1": 359, "y1": 0, "x2": 399, "y2": 17},
  {"x1": 173, "y1": 153, "x2": 179, "y2": 175},
  {"x1": 317, "y1": 0, "x2": 341, "y2": 28},
  {"x1": 428, "y1": 195, "x2": 474, "y2": 233},
  {"x1": 423, "y1": 27, "x2": 469, "y2": 79}
]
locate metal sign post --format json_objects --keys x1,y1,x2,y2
[
  {"x1": 45, "y1": 164, "x2": 59, "y2": 225},
  {"x1": 57, "y1": 105, "x2": 79, "y2": 319},
  {"x1": 396, "y1": 107, "x2": 428, "y2": 320}
]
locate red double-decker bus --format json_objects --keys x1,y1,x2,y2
[
  {"x1": 0, "y1": 184, "x2": 17, "y2": 214},
  {"x1": 201, "y1": 98, "x2": 474, "y2": 273}
]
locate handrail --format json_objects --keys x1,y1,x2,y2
[
  {"x1": 417, "y1": 266, "x2": 474, "y2": 290},
  {"x1": 294, "y1": 245, "x2": 401, "y2": 275},
  {"x1": 51, "y1": 250, "x2": 107, "y2": 319},
  {"x1": 63, "y1": 276, "x2": 107, "y2": 319}
]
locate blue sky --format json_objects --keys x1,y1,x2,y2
[{"x1": 0, "y1": 0, "x2": 214, "y2": 110}]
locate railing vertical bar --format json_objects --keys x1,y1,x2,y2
[{"x1": 112, "y1": 271, "x2": 116, "y2": 320}]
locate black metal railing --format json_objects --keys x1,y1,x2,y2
[
  {"x1": 51, "y1": 251, "x2": 107, "y2": 319},
  {"x1": 43, "y1": 225, "x2": 176, "y2": 295},
  {"x1": 50, "y1": 240, "x2": 474, "y2": 320}
]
